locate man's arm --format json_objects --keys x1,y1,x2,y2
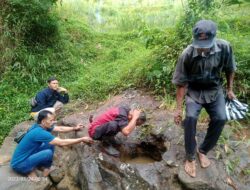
[
  {"x1": 57, "y1": 92, "x2": 69, "y2": 104},
  {"x1": 224, "y1": 43, "x2": 236, "y2": 100},
  {"x1": 49, "y1": 136, "x2": 93, "y2": 146},
  {"x1": 174, "y1": 85, "x2": 186, "y2": 125},
  {"x1": 226, "y1": 71, "x2": 236, "y2": 100},
  {"x1": 53, "y1": 124, "x2": 83, "y2": 133},
  {"x1": 121, "y1": 109, "x2": 141, "y2": 136}
]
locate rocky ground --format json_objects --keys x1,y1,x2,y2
[{"x1": 0, "y1": 89, "x2": 249, "y2": 190}]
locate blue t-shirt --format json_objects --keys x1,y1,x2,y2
[{"x1": 11, "y1": 124, "x2": 55, "y2": 168}]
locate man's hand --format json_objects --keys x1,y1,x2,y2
[
  {"x1": 74, "y1": 124, "x2": 84, "y2": 131},
  {"x1": 82, "y1": 137, "x2": 94, "y2": 144},
  {"x1": 174, "y1": 109, "x2": 182, "y2": 125},
  {"x1": 57, "y1": 87, "x2": 68, "y2": 94},
  {"x1": 227, "y1": 89, "x2": 236, "y2": 100},
  {"x1": 132, "y1": 109, "x2": 141, "y2": 119}
]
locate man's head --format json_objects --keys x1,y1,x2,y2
[
  {"x1": 47, "y1": 76, "x2": 59, "y2": 91},
  {"x1": 136, "y1": 111, "x2": 146, "y2": 126},
  {"x1": 192, "y1": 20, "x2": 217, "y2": 49},
  {"x1": 37, "y1": 110, "x2": 55, "y2": 129},
  {"x1": 128, "y1": 109, "x2": 146, "y2": 126}
]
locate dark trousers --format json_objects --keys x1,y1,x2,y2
[
  {"x1": 93, "y1": 121, "x2": 118, "y2": 140},
  {"x1": 184, "y1": 93, "x2": 226, "y2": 161}
]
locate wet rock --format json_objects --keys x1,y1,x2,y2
[
  {"x1": 56, "y1": 177, "x2": 70, "y2": 190},
  {"x1": 135, "y1": 163, "x2": 161, "y2": 189},
  {"x1": 0, "y1": 165, "x2": 52, "y2": 190},
  {"x1": 68, "y1": 151, "x2": 81, "y2": 183},
  {"x1": 178, "y1": 160, "x2": 231, "y2": 190},
  {"x1": 61, "y1": 113, "x2": 87, "y2": 127},
  {"x1": 49, "y1": 168, "x2": 65, "y2": 184},
  {"x1": 165, "y1": 160, "x2": 178, "y2": 167},
  {"x1": 8, "y1": 121, "x2": 34, "y2": 138},
  {"x1": 226, "y1": 142, "x2": 250, "y2": 190},
  {"x1": 79, "y1": 146, "x2": 103, "y2": 185},
  {"x1": 56, "y1": 173, "x2": 81, "y2": 190},
  {"x1": 0, "y1": 137, "x2": 16, "y2": 165},
  {"x1": 162, "y1": 144, "x2": 185, "y2": 165},
  {"x1": 0, "y1": 121, "x2": 33, "y2": 165}
]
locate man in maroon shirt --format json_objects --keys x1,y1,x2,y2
[{"x1": 88, "y1": 106, "x2": 146, "y2": 156}]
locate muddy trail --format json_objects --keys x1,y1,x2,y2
[{"x1": 0, "y1": 89, "x2": 249, "y2": 190}]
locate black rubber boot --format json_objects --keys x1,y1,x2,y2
[
  {"x1": 102, "y1": 144, "x2": 120, "y2": 157},
  {"x1": 100, "y1": 137, "x2": 120, "y2": 157}
]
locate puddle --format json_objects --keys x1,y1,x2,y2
[
  {"x1": 120, "y1": 155, "x2": 156, "y2": 164},
  {"x1": 118, "y1": 134, "x2": 167, "y2": 164}
]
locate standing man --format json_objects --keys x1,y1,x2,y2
[
  {"x1": 11, "y1": 110, "x2": 93, "y2": 182},
  {"x1": 88, "y1": 105, "x2": 146, "y2": 156},
  {"x1": 30, "y1": 77, "x2": 69, "y2": 119},
  {"x1": 172, "y1": 20, "x2": 236, "y2": 177}
]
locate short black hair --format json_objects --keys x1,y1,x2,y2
[
  {"x1": 47, "y1": 76, "x2": 57, "y2": 83},
  {"x1": 37, "y1": 110, "x2": 53, "y2": 124},
  {"x1": 137, "y1": 111, "x2": 146, "y2": 123}
]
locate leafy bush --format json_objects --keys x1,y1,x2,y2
[
  {"x1": 143, "y1": 28, "x2": 188, "y2": 95},
  {"x1": 2, "y1": 0, "x2": 58, "y2": 46},
  {"x1": 0, "y1": 0, "x2": 96, "y2": 145}
]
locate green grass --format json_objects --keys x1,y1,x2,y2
[
  {"x1": 0, "y1": 0, "x2": 250, "y2": 146},
  {"x1": 0, "y1": 0, "x2": 162, "y2": 145},
  {"x1": 72, "y1": 34, "x2": 150, "y2": 97}
]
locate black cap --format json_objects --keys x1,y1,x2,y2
[{"x1": 192, "y1": 20, "x2": 217, "y2": 48}]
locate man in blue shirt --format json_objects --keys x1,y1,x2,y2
[
  {"x1": 30, "y1": 77, "x2": 69, "y2": 119},
  {"x1": 11, "y1": 110, "x2": 93, "y2": 182}
]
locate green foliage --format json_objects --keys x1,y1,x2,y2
[
  {"x1": 144, "y1": 28, "x2": 188, "y2": 95},
  {"x1": 69, "y1": 33, "x2": 151, "y2": 101},
  {"x1": 2, "y1": 0, "x2": 58, "y2": 45},
  {"x1": 0, "y1": 0, "x2": 60, "y2": 78},
  {"x1": 225, "y1": 158, "x2": 240, "y2": 175},
  {"x1": 137, "y1": 124, "x2": 154, "y2": 141},
  {"x1": 225, "y1": 0, "x2": 250, "y2": 5},
  {"x1": 0, "y1": 0, "x2": 249, "y2": 146},
  {"x1": 0, "y1": 1, "x2": 94, "y2": 145},
  {"x1": 0, "y1": 1, "x2": 151, "y2": 145},
  {"x1": 142, "y1": 0, "x2": 214, "y2": 95},
  {"x1": 242, "y1": 169, "x2": 250, "y2": 176}
]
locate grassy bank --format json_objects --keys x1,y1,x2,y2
[
  {"x1": 0, "y1": 0, "x2": 249, "y2": 145},
  {"x1": 0, "y1": 0, "x2": 171, "y2": 144}
]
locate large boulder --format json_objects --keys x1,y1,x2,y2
[{"x1": 0, "y1": 121, "x2": 33, "y2": 165}]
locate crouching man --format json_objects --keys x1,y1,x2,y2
[
  {"x1": 11, "y1": 110, "x2": 93, "y2": 182},
  {"x1": 88, "y1": 106, "x2": 146, "y2": 157}
]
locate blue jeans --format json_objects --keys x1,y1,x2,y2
[
  {"x1": 13, "y1": 143, "x2": 54, "y2": 174},
  {"x1": 184, "y1": 93, "x2": 226, "y2": 161}
]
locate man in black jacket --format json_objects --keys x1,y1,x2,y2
[
  {"x1": 172, "y1": 20, "x2": 236, "y2": 177},
  {"x1": 30, "y1": 77, "x2": 69, "y2": 119}
]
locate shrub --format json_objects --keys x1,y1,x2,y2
[{"x1": 2, "y1": 0, "x2": 58, "y2": 46}]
